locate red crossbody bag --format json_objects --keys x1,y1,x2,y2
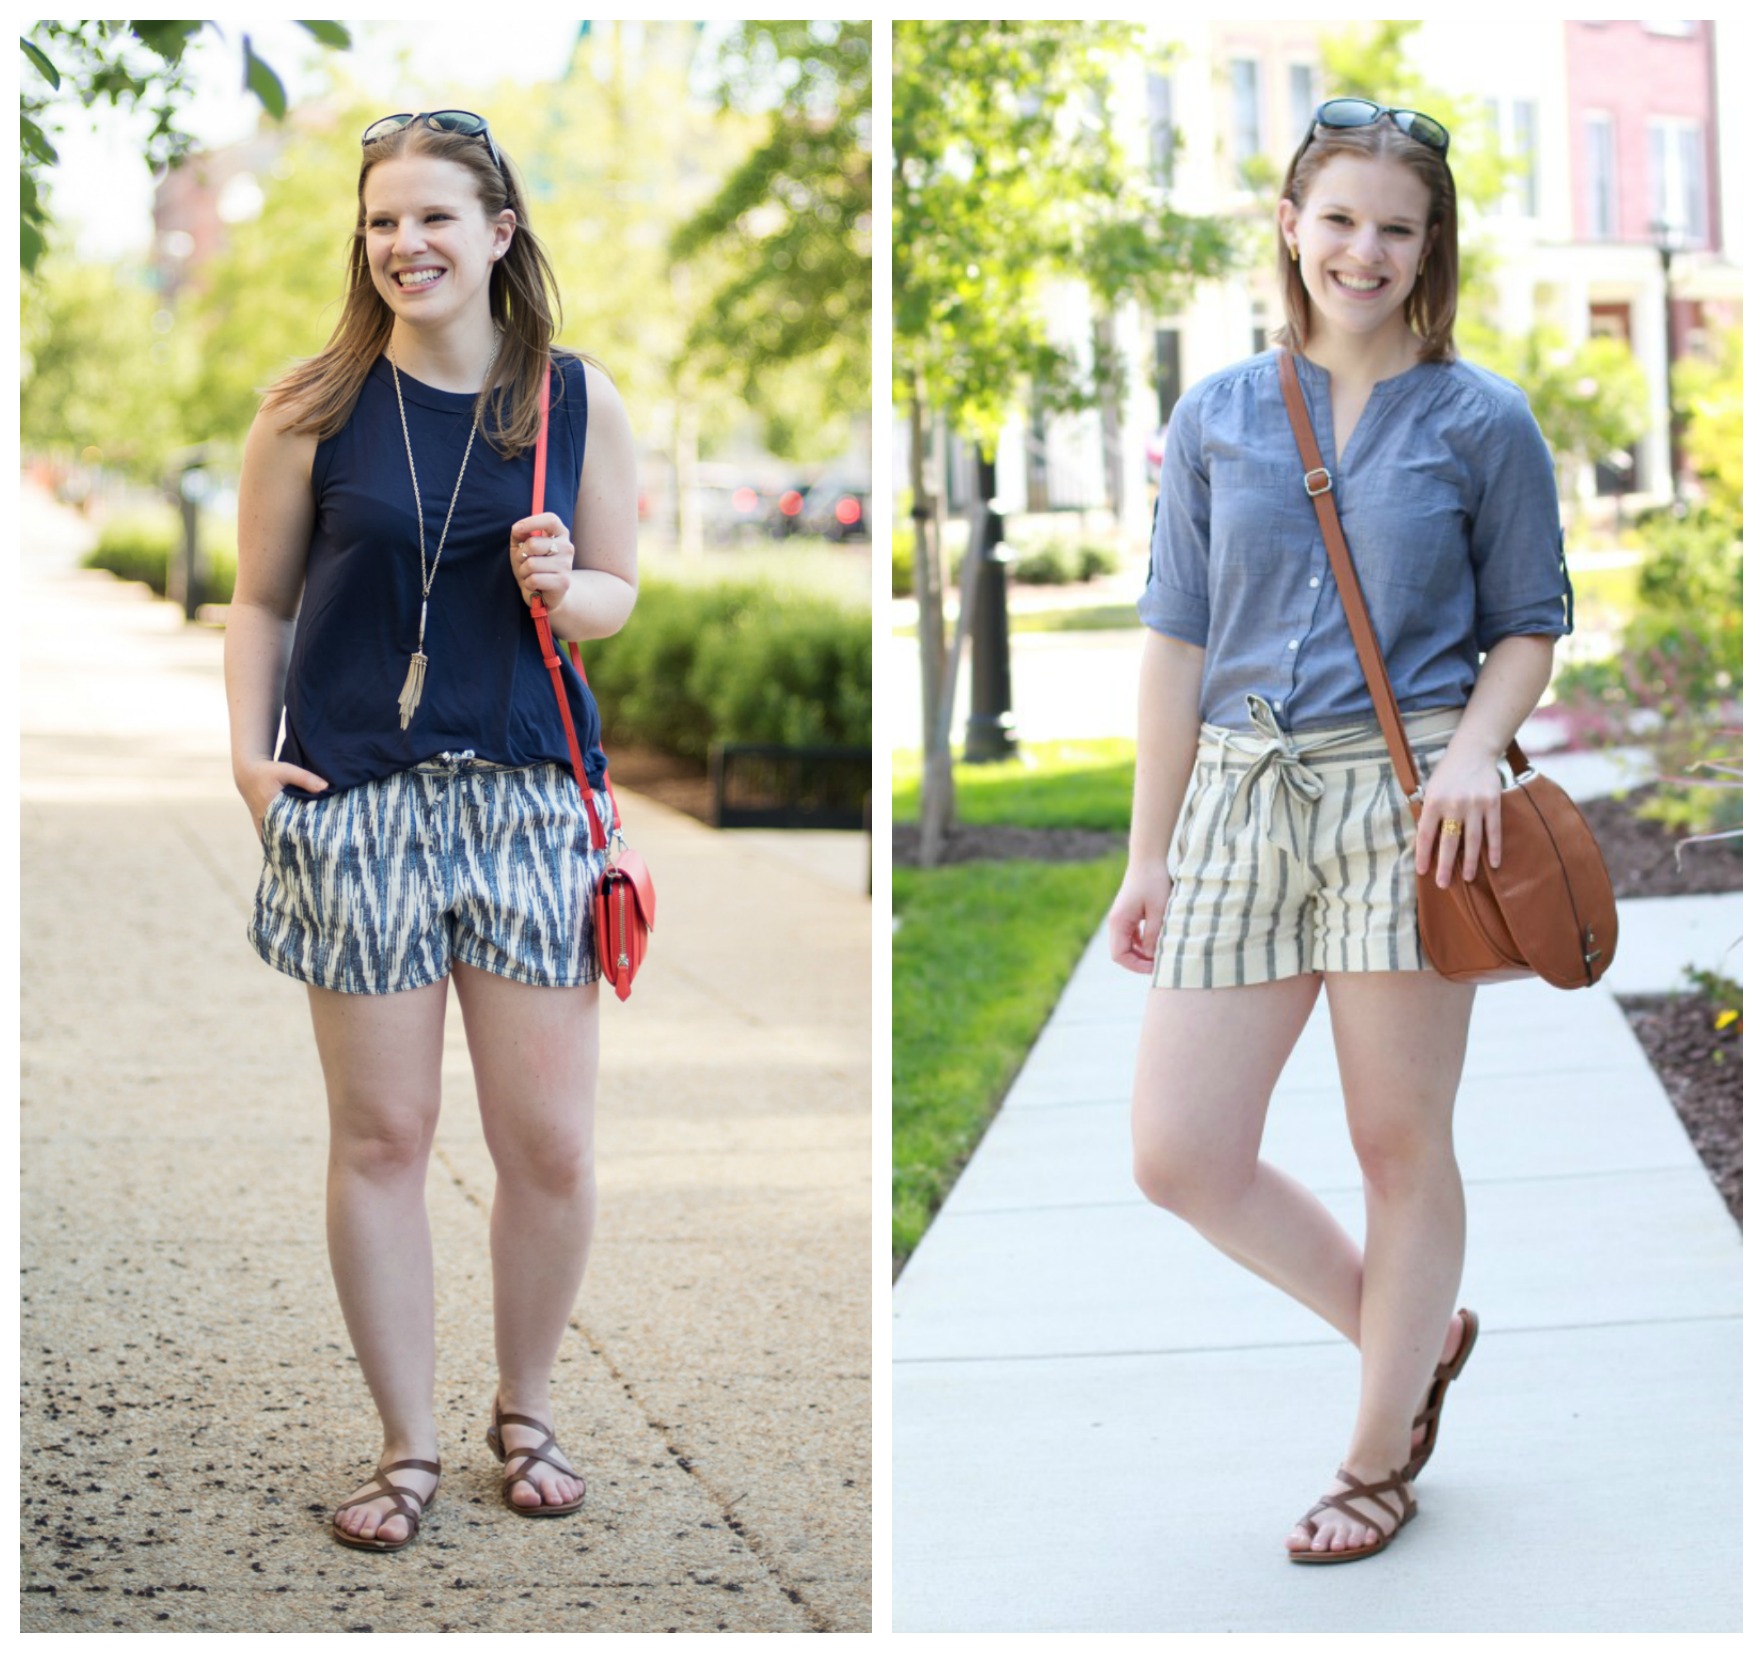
[{"x1": 527, "y1": 363, "x2": 656, "y2": 1000}]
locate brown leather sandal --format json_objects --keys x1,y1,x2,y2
[
  {"x1": 1288, "y1": 1466, "x2": 1416, "y2": 1565},
  {"x1": 486, "y1": 1399, "x2": 586, "y2": 1517},
  {"x1": 1405, "y1": 1307, "x2": 1480, "y2": 1480},
  {"x1": 331, "y1": 1457, "x2": 441, "y2": 1553}
]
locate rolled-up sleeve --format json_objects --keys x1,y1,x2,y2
[
  {"x1": 1467, "y1": 394, "x2": 1574, "y2": 652},
  {"x1": 1137, "y1": 397, "x2": 1211, "y2": 646}
]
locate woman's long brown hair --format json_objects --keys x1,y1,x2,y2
[
  {"x1": 260, "y1": 121, "x2": 588, "y2": 459},
  {"x1": 1274, "y1": 118, "x2": 1459, "y2": 365}
]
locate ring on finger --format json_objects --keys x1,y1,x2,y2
[{"x1": 1439, "y1": 818, "x2": 1464, "y2": 838}]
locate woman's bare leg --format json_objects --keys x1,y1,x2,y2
[
  {"x1": 308, "y1": 978, "x2": 450, "y2": 1543},
  {"x1": 1285, "y1": 969, "x2": 1474, "y2": 1555},
  {"x1": 453, "y1": 962, "x2": 598, "y2": 1510},
  {"x1": 1132, "y1": 975, "x2": 1369, "y2": 1334}
]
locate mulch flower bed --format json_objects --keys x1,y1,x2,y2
[
  {"x1": 607, "y1": 744, "x2": 716, "y2": 823},
  {"x1": 1578, "y1": 785, "x2": 1743, "y2": 1227},
  {"x1": 1617, "y1": 992, "x2": 1742, "y2": 1224}
]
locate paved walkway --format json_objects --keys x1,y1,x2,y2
[
  {"x1": 18, "y1": 484, "x2": 870, "y2": 1632},
  {"x1": 894, "y1": 835, "x2": 1740, "y2": 1628}
]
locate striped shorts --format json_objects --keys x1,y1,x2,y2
[
  {"x1": 249, "y1": 754, "x2": 615, "y2": 996},
  {"x1": 1152, "y1": 698, "x2": 1464, "y2": 990}
]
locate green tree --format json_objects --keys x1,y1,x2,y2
[
  {"x1": 1474, "y1": 328, "x2": 1650, "y2": 505},
  {"x1": 1675, "y1": 324, "x2": 1742, "y2": 525},
  {"x1": 491, "y1": 26, "x2": 746, "y2": 550},
  {"x1": 894, "y1": 21, "x2": 1236, "y2": 862},
  {"x1": 20, "y1": 254, "x2": 196, "y2": 479},
  {"x1": 19, "y1": 20, "x2": 350, "y2": 271},
  {"x1": 670, "y1": 21, "x2": 872, "y2": 462},
  {"x1": 175, "y1": 95, "x2": 376, "y2": 446}
]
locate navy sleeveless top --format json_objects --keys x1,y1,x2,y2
[{"x1": 279, "y1": 352, "x2": 606, "y2": 794}]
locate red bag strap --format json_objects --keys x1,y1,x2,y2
[
  {"x1": 1274, "y1": 348, "x2": 1528, "y2": 807},
  {"x1": 527, "y1": 361, "x2": 621, "y2": 852}
]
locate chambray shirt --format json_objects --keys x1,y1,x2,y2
[{"x1": 1138, "y1": 349, "x2": 1572, "y2": 731}]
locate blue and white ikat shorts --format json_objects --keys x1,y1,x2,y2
[
  {"x1": 250, "y1": 753, "x2": 616, "y2": 995},
  {"x1": 1152, "y1": 697, "x2": 1466, "y2": 990}
]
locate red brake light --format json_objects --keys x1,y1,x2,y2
[
  {"x1": 835, "y1": 496, "x2": 861, "y2": 526},
  {"x1": 780, "y1": 490, "x2": 803, "y2": 516}
]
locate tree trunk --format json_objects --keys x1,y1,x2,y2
[
  {"x1": 910, "y1": 376, "x2": 955, "y2": 865},
  {"x1": 1094, "y1": 308, "x2": 1124, "y2": 521}
]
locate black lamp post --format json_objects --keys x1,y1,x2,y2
[
  {"x1": 1648, "y1": 217, "x2": 1684, "y2": 508},
  {"x1": 964, "y1": 444, "x2": 1019, "y2": 763}
]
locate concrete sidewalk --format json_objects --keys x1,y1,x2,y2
[
  {"x1": 894, "y1": 861, "x2": 1741, "y2": 1627},
  {"x1": 19, "y1": 486, "x2": 871, "y2": 1633}
]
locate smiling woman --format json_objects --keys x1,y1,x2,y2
[
  {"x1": 1107, "y1": 97, "x2": 1575, "y2": 1570},
  {"x1": 222, "y1": 109, "x2": 641, "y2": 1553}
]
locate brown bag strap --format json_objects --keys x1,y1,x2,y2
[{"x1": 1274, "y1": 348, "x2": 1528, "y2": 806}]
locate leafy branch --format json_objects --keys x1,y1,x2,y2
[{"x1": 19, "y1": 20, "x2": 351, "y2": 271}]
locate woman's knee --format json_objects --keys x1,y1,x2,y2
[
  {"x1": 1348, "y1": 1109, "x2": 1456, "y2": 1197},
  {"x1": 329, "y1": 1100, "x2": 436, "y2": 1180},
  {"x1": 487, "y1": 1122, "x2": 595, "y2": 1200},
  {"x1": 1132, "y1": 1127, "x2": 1251, "y2": 1224}
]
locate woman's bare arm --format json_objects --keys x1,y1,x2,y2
[
  {"x1": 510, "y1": 360, "x2": 639, "y2": 641},
  {"x1": 224, "y1": 407, "x2": 329, "y2": 834},
  {"x1": 1108, "y1": 632, "x2": 1207, "y2": 972}
]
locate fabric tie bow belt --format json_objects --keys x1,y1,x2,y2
[{"x1": 1213, "y1": 693, "x2": 1380, "y2": 859}]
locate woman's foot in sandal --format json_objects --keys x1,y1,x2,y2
[
  {"x1": 486, "y1": 1396, "x2": 586, "y2": 1516},
  {"x1": 1285, "y1": 1463, "x2": 1416, "y2": 1563},
  {"x1": 332, "y1": 1452, "x2": 441, "y2": 1551}
]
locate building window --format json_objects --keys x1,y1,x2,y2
[
  {"x1": 1486, "y1": 98, "x2": 1540, "y2": 217},
  {"x1": 1649, "y1": 118, "x2": 1708, "y2": 246},
  {"x1": 1147, "y1": 71, "x2": 1175, "y2": 189},
  {"x1": 1155, "y1": 330, "x2": 1183, "y2": 420},
  {"x1": 1288, "y1": 63, "x2": 1317, "y2": 153},
  {"x1": 1230, "y1": 58, "x2": 1261, "y2": 184},
  {"x1": 1510, "y1": 100, "x2": 1538, "y2": 216},
  {"x1": 1585, "y1": 113, "x2": 1617, "y2": 240}
]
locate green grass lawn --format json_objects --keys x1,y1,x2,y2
[
  {"x1": 892, "y1": 739, "x2": 1136, "y2": 831},
  {"x1": 892, "y1": 854, "x2": 1126, "y2": 1269},
  {"x1": 892, "y1": 738, "x2": 1136, "y2": 1270}
]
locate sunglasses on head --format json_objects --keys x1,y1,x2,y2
[
  {"x1": 1302, "y1": 98, "x2": 1450, "y2": 159},
  {"x1": 361, "y1": 109, "x2": 504, "y2": 171}
]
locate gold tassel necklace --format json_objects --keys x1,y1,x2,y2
[{"x1": 389, "y1": 341, "x2": 496, "y2": 730}]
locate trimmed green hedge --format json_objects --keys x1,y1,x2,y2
[
  {"x1": 588, "y1": 578, "x2": 871, "y2": 760},
  {"x1": 82, "y1": 508, "x2": 237, "y2": 604}
]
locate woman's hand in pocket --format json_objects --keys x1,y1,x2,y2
[{"x1": 239, "y1": 760, "x2": 329, "y2": 840}]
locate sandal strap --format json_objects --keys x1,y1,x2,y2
[
  {"x1": 1337, "y1": 1465, "x2": 1413, "y2": 1512},
  {"x1": 492, "y1": 1409, "x2": 556, "y2": 1448},
  {"x1": 1303, "y1": 1468, "x2": 1412, "y2": 1534},
  {"x1": 1413, "y1": 1309, "x2": 1480, "y2": 1428},
  {"x1": 492, "y1": 1408, "x2": 575, "y2": 1482},
  {"x1": 335, "y1": 1460, "x2": 439, "y2": 1522},
  {"x1": 506, "y1": 1444, "x2": 573, "y2": 1479}
]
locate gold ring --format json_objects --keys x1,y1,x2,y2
[{"x1": 1440, "y1": 818, "x2": 1464, "y2": 837}]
